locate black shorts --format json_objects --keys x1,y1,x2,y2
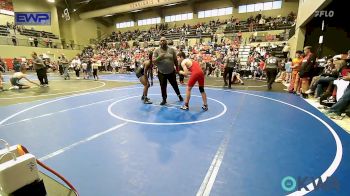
[{"x1": 136, "y1": 72, "x2": 144, "y2": 79}]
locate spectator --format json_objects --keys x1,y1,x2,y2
[
  {"x1": 28, "y1": 37, "x2": 34, "y2": 47},
  {"x1": 11, "y1": 35, "x2": 17, "y2": 46},
  {"x1": 13, "y1": 58, "x2": 21, "y2": 72},
  {"x1": 282, "y1": 43, "x2": 291, "y2": 58},
  {"x1": 288, "y1": 50, "x2": 304, "y2": 93},
  {"x1": 299, "y1": 46, "x2": 317, "y2": 97},
  {"x1": 34, "y1": 37, "x2": 39, "y2": 47},
  {"x1": 324, "y1": 66, "x2": 350, "y2": 119}
]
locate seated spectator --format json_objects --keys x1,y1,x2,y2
[
  {"x1": 306, "y1": 59, "x2": 338, "y2": 97},
  {"x1": 324, "y1": 64, "x2": 350, "y2": 119},
  {"x1": 333, "y1": 50, "x2": 350, "y2": 61}
]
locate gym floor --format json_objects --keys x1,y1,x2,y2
[{"x1": 1, "y1": 72, "x2": 349, "y2": 196}]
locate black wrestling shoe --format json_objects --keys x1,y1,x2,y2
[
  {"x1": 180, "y1": 105, "x2": 189, "y2": 110},
  {"x1": 178, "y1": 95, "x2": 184, "y2": 102},
  {"x1": 141, "y1": 95, "x2": 145, "y2": 101},
  {"x1": 202, "y1": 105, "x2": 208, "y2": 111},
  {"x1": 160, "y1": 100, "x2": 167, "y2": 105}
]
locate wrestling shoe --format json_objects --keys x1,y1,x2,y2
[{"x1": 180, "y1": 105, "x2": 189, "y2": 110}]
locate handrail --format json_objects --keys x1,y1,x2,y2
[{"x1": 0, "y1": 36, "x2": 86, "y2": 50}]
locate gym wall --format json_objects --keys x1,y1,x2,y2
[
  {"x1": 0, "y1": 0, "x2": 60, "y2": 37},
  {"x1": 106, "y1": 0, "x2": 299, "y2": 33},
  {"x1": 0, "y1": 45, "x2": 81, "y2": 60}
]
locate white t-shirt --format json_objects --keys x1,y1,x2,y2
[
  {"x1": 333, "y1": 79, "x2": 350, "y2": 101},
  {"x1": 71, "y1": 59, "x2": 81, "y2": 68},
  {"x1": 82, "y1": 63, "x2": 87, "y2": 70}
]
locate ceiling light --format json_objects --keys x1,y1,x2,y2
[
  {"x1": 131, "y1": 9, "x2": 142, "y2": 13},
  {"x1": 47, "y1": 0, "x2": 55, "y2": 3},
  {"x1": 164, "y1": 3, "x2": 179, "y2": 7},
  {"x1": 104, "y1": 14, "x2": 113, "y2": 17}
]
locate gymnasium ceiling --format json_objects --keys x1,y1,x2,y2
[
  {"x1": 62, "y1": 0, "x2": 220, "y2": 15},
  {"x1": 66, "y1": 0, "x2": 141, "y2": 13}
]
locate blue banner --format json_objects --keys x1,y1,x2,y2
[{"x1": 15, "y1": 12, "x2": 51, "y2": 25}]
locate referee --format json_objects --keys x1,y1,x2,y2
[
  {"x1": 32, "y1": 52, "x2": 48, "y2": 87},
  {"x1": 153, "y1": 37, "x2": 183, "y2": 105}
]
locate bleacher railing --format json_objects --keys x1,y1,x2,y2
[{"x1": 0, "y1": 36, "x2": 85, "y2": 50}]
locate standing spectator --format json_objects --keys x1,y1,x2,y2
[
  {"x1": 12, "y1": 35, "x2": 17, "y2": 46},
  {"x1": 153, "y1": 37, "x2": 183, "y2": 105},
  {"x1": 61, "y1": 54, "x2": 70, "y2": 80},
  {"x1": 48, "y1": 38, "x2": 53, "y2": 48},
  {"x1": 34, "y1": 37, "x2": 39, "y2": 47},
  {"x1": 92, "y1": 57, "x2": 100, "y2": 81},
  {"x1": 57, "y1": 57, "x2": 63, "y2": 75},
  {"x1": 71, "y1": 56, "x2": 81, "y2": 79},
  {"x1": 13, "y1": 58, "x2": 21, "y2": 72},
  {"x1": 298, "y1": 46, "x2": 316, "y2": 97},
  {"x1": 28, "y1": 37, "x2": 34, "y2": 47},
  {"x1": 288, "y1": 51, "x2": 303, "y2": 93},
  {"x1": 32, "y1": 52, "x2": 49, "y2": 87},
  {"x1": 282, "y1": 43, "x2": 291, "y2": 58},
  {"x1": 284, "y1": 58, "x2": 292, "y2": 83}
]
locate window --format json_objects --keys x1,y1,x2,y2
[
  {"x1": 211, "y1": 9, "x2": 218, "y2": 17},
  {"x1": 176, "y1": 14, "x2": 181, "y2": 21},
  {"x1": 137, "y1": 17, "x2": 161, "y2": 26},
  {"x1": 218, "y1": 8, "x2": 226, "y2": 16},
  {"x1": 239, "y1": 1, "x2": 282, "y2": 13},
  {"x1": 263, "y1": 2, "x2": 273, "y2": 10},
  {"x1": 246, "y1": 4, "x2": 255, "y2": 12},
  {"x1": 273, "y1": 0, "x2": 282, "y2": 9},
  {"x1": 165, "y1": 16, "x2": 170, "y2": 22},
  {"x1": 116, "y1": 21, "x2": 135, "y2": 29},
  {"x1": 225, "y1": 7, "x2": 233, "y2": 15},
  {"x1": 188, "y1": 13, "x2": 193, "y2": 19},
  {"x1": 165, "y1": 12, "x2": 193, "y2": 22},
  {"x1": 198, "y1": 7, "x2": 233, "y2": 18},
  {"x1": 198, "y1": 11, "x2": 204, "y2": 18},
  {"x1": 204, "y1": 10, "x2": 212, "y2": 17},
  {"x1": 238, "y1": 5, "x2": 247, "y2": 13},
  {"x1": 255, "y1": 3, "x2": 263, "y2": 12}
]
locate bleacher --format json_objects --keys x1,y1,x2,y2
[
  {"x1": 20, "y1": 29, "x2": 59, "y2": 39},
  {"x1": 224, "y1": 19, "x2": 293, "y2": 34},
  {"x1": 0, "y1": 25, "x2": 9, "y2": 37}
]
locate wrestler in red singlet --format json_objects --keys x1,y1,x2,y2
[{"x1": 177, "y1": 51, "x2": 208, "y2": 111}]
